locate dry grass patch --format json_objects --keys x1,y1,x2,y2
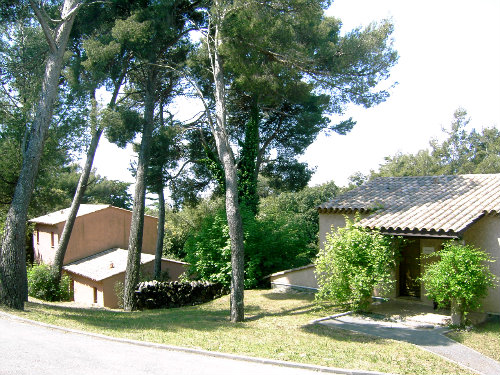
[
  {"x1": 3, "y1": 290, "x2": 474, "y2": 375},
  {"x1": 446, "y1": 321, "x2": 500, "y2": 361}
]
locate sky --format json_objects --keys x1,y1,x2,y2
[{"x1": 90, "y1": 0, "x2": 500, "y2": 190}]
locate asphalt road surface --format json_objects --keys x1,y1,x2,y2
[{"x1": 0, "y1": 315, "x2": 351, "y2": 375}]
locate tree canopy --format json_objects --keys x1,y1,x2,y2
[
  {"x1": 355, "y1": 108, "x2": 500, "y2": 181},
  {"x1": 1, "y1": 0, "x2": 399, "y2": 315},
  {"x1": 181, "y1": 0, "x2": 398, "y2": 213}
]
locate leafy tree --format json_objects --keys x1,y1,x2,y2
[
  {"x1": 115, "y1": 0, "x2": 203, "y2": 311},
  {"x1": 258, "y1": 181, "x2": 339, "y2": 254},
  {"x1": 163, "y1": 197, "x2": 224, "y2": 260},
  {"x1": 0, "y1": 19, "x2": 88, "y2": 219},
  {"x1": 187, "y1": 1, "x2": 398, "y2": 214},
  {"x1": 0, "y1": 0, "x2": 83, "y2": 309},
  {"x1": 184, "y1": 205, "x2": 316, "y2": 289},
  {"x1": 181, "y1": 181, "x2": 338, "y2": 287},
  {"x1": 421, "y1": 241, "x2": 497, "y2": 326},
  {"x1": 56, "y1": 164, "x2": 132, "y2": 209},
  {"x1": 365, "y1": 108, "x2": 500, "y2": 180},
  {"x1": 185, "y1": 0, "x2": 397, "y2": 321},
  {"x1": 185, "y1": 0, "x2": 246, "y2": 322},
  {"x1": 52, "y1": 0, "x2": 135, "y2": 284},
  {"x1": 315, "y1": 217, "x2": 398, "y2": 311}
]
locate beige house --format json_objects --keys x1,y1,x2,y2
[
  {"x1": 271, "y1": 174, "x2": 500, "y2": 315},
  {"x1": 30, "y1": 204, "x2": 188, "y2": 308}
]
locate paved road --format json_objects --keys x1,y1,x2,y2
[{"x1": 0, "y1": 315, "x2": 385, "y2": 375}]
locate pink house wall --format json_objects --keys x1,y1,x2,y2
[
  {"x1": 68, "y1": 259, "x2": 189, "y2": 308},
  {"x1": 33, "y1": 206, "x2": 158, "y2": 266}
]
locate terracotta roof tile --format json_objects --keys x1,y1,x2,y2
[{"x1": 319, "y1": 174, "x2": 500, "y2": 236}]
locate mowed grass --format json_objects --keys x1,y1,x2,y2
[
  {"x1": 3, "y1": 290, "x2": 473, "y2": 375},
  {"x1": 446, "y1": 321, "x2": 500, "y2": 362}
]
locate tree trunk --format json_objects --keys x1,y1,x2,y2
[
  {"x1": 123, "y1": 68, "x2": 156, "y2": 311},
  {"x1": 238, "y1": 102, "x2": 260, "y2": 215},
  {"x1": 52, "y1": 74, "x2": 124, "y2": 281},
  {"x1": 451, "y1": 298, "x2": 465, "y2": 326},
  {"x1": 212, "y1": 19, "x2": 245, "y2": 323},
  {"x1": 53, "y1": 96, "x2": 102, "y2": 280},
  {"x1": 154, "y1": 187, "x2": 165, "y2": 280},
  {"x1": 0, "y1": 0, "x2": 78, "y2": 310}
]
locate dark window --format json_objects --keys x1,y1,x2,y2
[{"x1": 50, "y1": 232, "x2": 55, "y2": 248}]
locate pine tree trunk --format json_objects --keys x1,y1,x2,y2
[
  {"x1": 154, "y1": 188, "x2": 165, "y2": 280},
  {"x1": 123, "y1": 68, "x2": 156, "y2": 311},
  {"x1": 53, "y1": 97, "x2": 102, "y2": 280},
  {"x1": 238, "y1": 102, "x2": 259, "y2": 215},
  {"x1": 212, "y1": 20, "x2": 245, "y2": 323},
  {"x1": 0, "y1": 0, "x2": 78, "y2": 310}
]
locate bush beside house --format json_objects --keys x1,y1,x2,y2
[{"x1": 422, "y1": 241, "x2": 497, "y2": 326}]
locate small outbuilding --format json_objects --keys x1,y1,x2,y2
[
  {"x1": 271, "y1": 174, "x2": 500, "y2": 315},
  {"x1": 30, "y1": 204, "x2": 188, "y2": 308}
]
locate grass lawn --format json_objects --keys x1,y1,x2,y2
[
  {"x1": 2, "y1": 290, "x2": 474, "y2": 375},
  {"x1": 446, "y1": 321, "x2": 500, "y2": 362}
]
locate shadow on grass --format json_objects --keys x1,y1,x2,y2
[
  {"x1": 24, "y1": 300, "x2": 232, "y2": 333},
  {"x1": 262, "y1": 291, "x2": 315, "y2": 302},
  {"x1": 244, "y1": 291, "x2": 331, "y2": 322},
  {"x1": 23, "y1": 291, "x2": 334, "y2": 334},
  {"x1": 300, "y1": 322, "x2": 388, "y2": 345}
]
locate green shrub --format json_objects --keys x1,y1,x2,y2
[
  {"x1": 184, "y1": 206, "x2": 314, "y2": 289},
  {"x1": 27, "y1": 263, "x2": 72, "y2": 302},
  {"x1": 315, "y1": 217, "x2": 399, "y2": 311},
  {"x1": 421, "y1": 241, "x2": 497, "y2": 326}
]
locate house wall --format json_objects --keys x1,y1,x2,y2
[
  {"x1": 70, "y1": 273, "x2": 104, "y2": 306},
  {"x1": 270, "y1": 265, "x2": 318, "y2": 292},
  {"x1": 318, "y1": 212, "x2": 363, "y2": 250},
  {"x1": 101, "y1": 273, "x2": 124, "y2": 309},
  {"x1": 33, "y1": 224, "x2": 60, "y2": 264},
  {"x1": 33, "y1": 207, "x2": 158, "y2": 266},
  {"x1": 463, "y1": 215, "x2": 500, "y2": 314},
  {"x1": 160, "y1": 259, "x2": 189, "y2": 281},
  {"x1": 69, "y1": 259, "x2": 188, "y2": 309}
]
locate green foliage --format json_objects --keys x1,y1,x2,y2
[
  {"x1": 184, "y1": 208, "x2": 232, "y2": 286},
  {"x1": 173, "y1": 181, "x2": 339, "y2": 287},
  {"x1": 258, "y1": 181, "x2": 339, "y2": 253},
  {"x1": 55, "y1": 164, "x2": 132, "y2": 209},
  {"x1": 27, "y1": 264, "x2": 72, "y2": 302},
  {"x1": 365, "y1": 108, "x2": 500, "y2": 179},
  {"x1": 243, "y1": 208, "x2": 313, "y2": 287},
  {"x1": 315, "y1": 217, "x2": 398, "y2": 311},
  {"x1": 0, "y1": 20, "x2": 91, "y2": 218},
  {"x1": 163, "y1": 198, "x2": 224, "y2": 259},
  {"x1": 184, "y1": 205, "x2": 317, "y2": 289},
  {"x1": 185, "y1": 0, "x2": 398, "y2": 206},
  {"x1": 261, "y1": 156, "x2": 314, "y2": 194},
  {"x1": 421, "y1": 241, "x2": 497, "y2": 314}
]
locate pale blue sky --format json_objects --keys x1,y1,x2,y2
[{"x1": 92, "y1": 0, "x2": 500, "y2": 189}]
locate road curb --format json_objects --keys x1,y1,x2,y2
[{"x1": 0, "y1": 310, "x2": 397, "y2": 375}]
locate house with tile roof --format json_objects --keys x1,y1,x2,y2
[
  {"x1": 30, "y1": 204, "x2": 188, "y2": 308},
  {"x1": 271, "y1": 174, "x2": 500, "y2": 315}
]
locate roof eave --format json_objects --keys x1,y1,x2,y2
[{"x1": 377, "y1": 228, "x2": 460, "y2": 239}]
